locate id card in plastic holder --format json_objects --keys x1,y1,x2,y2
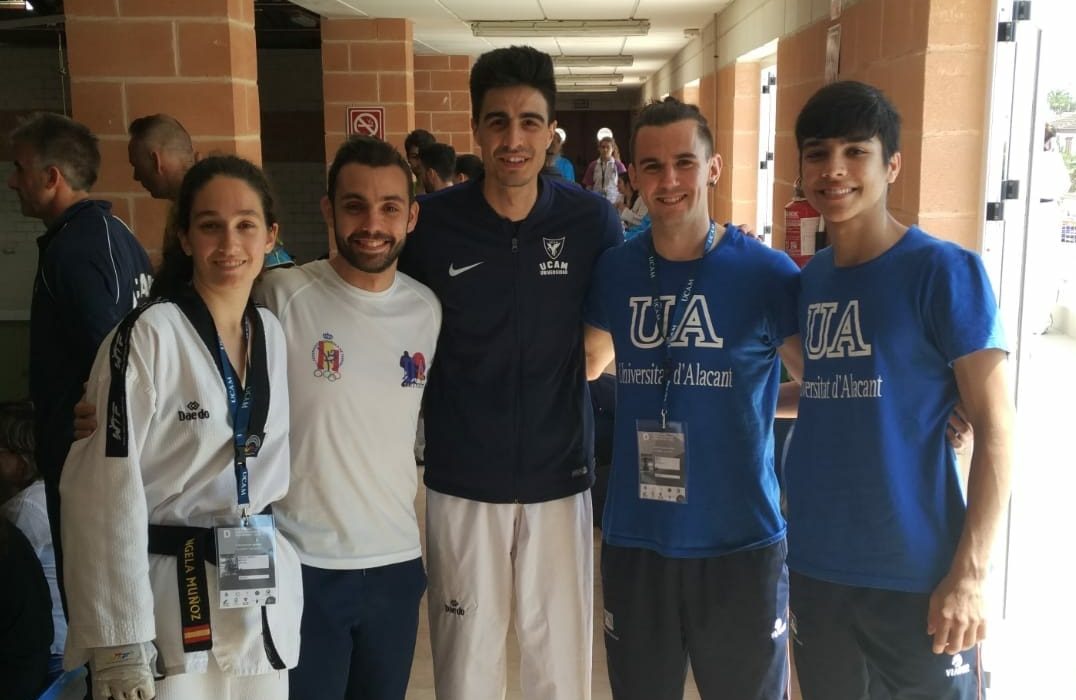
[
  {"x1": 636, "y1": 420, "x2": 688, "y2": 503},
  {"x1": 215, "y1": 514, "x2": 278, "y2": 609}
]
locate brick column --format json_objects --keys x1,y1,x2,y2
[
  {"x1": 64, "y1": 0, "x2": 261, "y2": 257},
  {"x1": 698, "y1": 72, "x2": 718, "y2": 218},
  {"x1": 714, "y1": 61, "x2": 760, "y2": 227},
  {"x1": 321, "y1": 18, "x2": 415, "y2": 163},
  {"x1": 414, "y1": 54, "x2": 474, "y2": 153},
  {"x1": 772, "y1": 0, "x2": 992, "y2": 252}
]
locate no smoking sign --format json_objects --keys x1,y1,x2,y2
[{"x1": 346, "y1": 106, "x2": 385, "y2": 139}]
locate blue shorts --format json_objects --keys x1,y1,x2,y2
[
  {"x1": 289, "y1": 558, "x2": 426, "y2": 700},
  {"x1": 790, "y1": 571, "x2": 985, "y2": 700},
  {"x1": 601, "y1": 540, "x2": 789, "y2": 700}
]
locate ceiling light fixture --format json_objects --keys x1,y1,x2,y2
[
  {"x1": 554, "y1": 55, "x2": 635, "y2": 67},
  {"x1": 471, "y1": 19, "x2": 650, "y2": 38},
  {"x1": 558, "y1": 85, "x2": 619, "y2": 93},
  {"x1": 558, "y1": 74, "x2": 626, "y2": 85}
]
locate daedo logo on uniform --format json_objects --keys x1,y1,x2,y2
[{"x1": 177, "y1": 401, "x2": 210, "y2": 421}]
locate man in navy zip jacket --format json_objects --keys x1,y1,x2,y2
[
  {"x1": 399, "y1": 46, "x2": 622, "y2": 700},
  {"x1": 8, "y1": 113, "x2": 152, "y2": 597}
]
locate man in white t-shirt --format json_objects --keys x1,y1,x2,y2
[{"x1": 257, "y1": 136, "x2": 441, "y2": 700}]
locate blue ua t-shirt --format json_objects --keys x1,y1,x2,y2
[
  {"x1": 786, "y1": 226, "x2": 1006, "y2": 593},
  {"x1": 585, "y1": 225, "x2": 800, "y2": 557}
]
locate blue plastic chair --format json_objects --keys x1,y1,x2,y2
[{"x1": 37, "y1": 667, "x2": 87, "y2": 700}]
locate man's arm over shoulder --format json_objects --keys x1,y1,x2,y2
[
  {"x1": 254, "y1": 265, "x2": 312, "y2": 317},
  {"x1": 776, "y1": 334, "x2": 803, "y2": 419},
  {"x1": 927, "y1": 347, "x2": 1014, "y2": 654},
  {"x1": 584, "y1": 324, "x2": 615, "y2": 381},
  {"x1": 583, "y1": 248, "x2": 616, "y2": 380}
]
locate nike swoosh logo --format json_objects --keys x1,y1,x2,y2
[{"x1": 448, "y1": 262, "x2": 484, "y2": 277}]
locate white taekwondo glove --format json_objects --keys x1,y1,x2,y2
[{"x1": 90, "y1": 642, "x2": 158, "y2": 700}]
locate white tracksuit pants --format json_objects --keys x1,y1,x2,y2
[{"x1": 426, "y1": 489, "x2": 594, "y2": 700}]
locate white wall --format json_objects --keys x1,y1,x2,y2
[{"x1": 640, "y1": 0, "x2": 862, "y2": 101}]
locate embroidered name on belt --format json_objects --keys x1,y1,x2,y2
[{"x1": 179, "y1": 534, "x2": 213, "y2": 651}]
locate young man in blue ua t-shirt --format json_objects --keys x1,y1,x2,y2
[
  {"x1": 584, "y1": 97, "x2": 804, "y2": 700},
  {"x1": 785, "y1": 81, "x2": 1015, "y2": 700}
]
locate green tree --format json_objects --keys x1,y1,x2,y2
[
  {"x1": 1063, "y1": 150, "x2": 1076, "y2": 193},
  {"x1": 1048, "y1": 89, "x2": 1076, "y2": 115}
]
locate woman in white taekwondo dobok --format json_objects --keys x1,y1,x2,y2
[{"x1": 60, "y1": 155, "x2": 302, "y2": 700}]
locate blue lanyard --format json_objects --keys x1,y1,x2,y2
[
  {"x1": 647, "y1": 221, "x2": 716, "y2": 428},
  {"x1": 216, "y1": 319, "x2": 254, "y2": 512}
]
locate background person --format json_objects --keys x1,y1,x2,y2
[
  {"x1": 127, "y1": 114, "x2": 196, "y2": 202},
  {"x1": 615, "y1": 170, "x2": 647, "y2": 230},
  {"x1": 551, "y1": 127, "x2": 575, "y2": 182},
  {"x1": 583, "y1": 135, "x2": 626, "y2": 204},
  {"x1": 454, "y1": 153, "x2": 484, "y2": 183},
  {"x1": 8, "y1": 112, "x2": 152, "y2": 605},
  {"x1": 0, "y1": 400, "x2": 66, "y2": 681},
  {"x1": 0, "y1": 519, "x2": 53, "y2": 700},
  {"x1": 417, "y1": 142, "x2": 457, "y2": 192},
  {"x1": 404, "y1": 129, "x2": 437, "y2": 193}
]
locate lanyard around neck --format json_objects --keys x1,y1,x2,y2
[
  {"x1": 216, "y1": 317, "x2": 254, "y2": 513},
  {"x1": 646, "y1": 221, "x2": 716, "y2": 428}
]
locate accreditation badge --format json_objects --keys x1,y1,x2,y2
[
  {"x1": 636, "y1": 420, "x2": 688, "y2": 503},
  {"x1": 215, "y1": 514, "x2": 278, "y2": 608}
]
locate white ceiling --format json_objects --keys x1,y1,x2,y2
[{"x1": 291, "y1": 0, "x2": 733, "y2": 92}]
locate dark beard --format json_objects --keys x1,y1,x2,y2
[{"x1": 333, "y1": 229, "x2": 405, "y2": 274}]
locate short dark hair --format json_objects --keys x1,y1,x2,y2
[
  {"x1": 128, "y1": 113, "x2": 194, "y2": 157},
  {"x1": 151, "y1": 155, "x2": 277, "y2": 298},
  {"x1": 629, "y1": 97, "x2": 714, "y2": 162},
  {"x1": 404, "y1": 129, "x2": 436, "y2": 155},
  {"x1": 9, "y1": 112, "x2": 100, "y2": 191},
  {"x1": 0, "y1": 401, "x2": 35, "y2": 483},
  {"x1": 419, "y1": 143, "x2": 456, "y2": 182},
  {"x1": 327, "y1": 135, "x2": 414, "y2": 202},
  {"x1": 469, "y1": 46, "x2": 556, "y2": 122},
  {"x1": 795, "y1": 81, "x2": 901, "y2": 160},
  {"x1": 455, "y1": 153, "x2": 484, "y2": 181}
]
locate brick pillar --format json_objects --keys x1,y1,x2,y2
[
  {"x1": 63, "y1": 0, "x2": 261, "y2": 258},
  {"x1": 414, "y1": 54, "x2": 474, "y2": 153},
  {"x1": 713, "y1": 63, "x2": 760, "y2": 226},
  {"x1": 698, "y1": 72, "x2": 718, "y2": 218},
  {"x1": 772, "y1": 0, "x2": 992, "y2": 252},
  {"x1": 321, "y1": 18, "x2": 415, "y2": 163}
]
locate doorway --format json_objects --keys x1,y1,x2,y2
[{"x1": 980, "y1": 1, "x2": 1076, "y2": 696}]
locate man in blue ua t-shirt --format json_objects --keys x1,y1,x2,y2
[
  {"x1": 584, "y1": 97, "x2": 803, "y2": 700},
  {"x1": 785, "y1": 81, "x2": 1015, "y2": 700}
]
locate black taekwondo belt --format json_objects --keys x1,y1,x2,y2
[{"x1": 147, "y1": 510, "x2": 284, "y2": 668}]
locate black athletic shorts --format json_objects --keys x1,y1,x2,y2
[
  {"x1": 790, "y1": 571, "x2": 985, "y2": 700},
  {"x1": 601, "y1": 539, "x2": 789, "y2": 700}
]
